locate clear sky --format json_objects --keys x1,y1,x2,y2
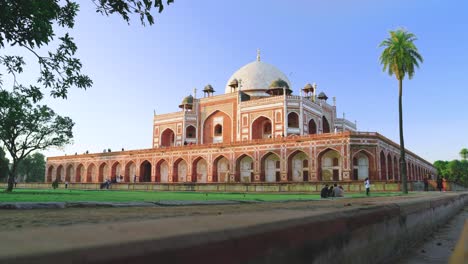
[{"x1": 4, "y1": 0, "x2": 468, "y2": 163}]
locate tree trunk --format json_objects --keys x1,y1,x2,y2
[
  {"x1": 6, "y1": 171, "x2": 15, "y2": 192},
  {"x1": 399, "y1": 78, "x2": 408, "y2": 194}
]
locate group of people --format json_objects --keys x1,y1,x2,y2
[
  {"x1": 320, "y1": 177, "x2": 371, "y2": 198},
  {"x1": 100, "y1": 178, "x2": 112, "y2": 189},
  {"x1": 436, "y1": 176, "x2": 446, "y2": 192},
  {"x1": 320, "y1": 183, "x2": 345, "y2": 198}
]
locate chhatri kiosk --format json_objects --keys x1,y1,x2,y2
[{"x1": 46, "y1": 51, "x2": 435, "y2": 185}]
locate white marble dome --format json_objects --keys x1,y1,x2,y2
[{"x1": 225, "y1": 60, "x2": 291, "y2": 95}]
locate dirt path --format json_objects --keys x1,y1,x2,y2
[{"x1": 0, "y1": 193, "x2": 435, "y2": 231}]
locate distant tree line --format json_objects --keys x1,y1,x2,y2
[
  {"x1": 433, "y1": 148, "x2": 468, "y2": 186},
  {"x1": 0, "y1": 148, "x2": 45, "y2": 183}
]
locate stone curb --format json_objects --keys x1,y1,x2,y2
[
  {"x1": 0, "y1": 200, "x2": 244, "y2": 209},
  {"x1": 0, "y1": 199, "x2": 316, "y2": 209}
]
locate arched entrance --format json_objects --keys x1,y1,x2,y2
[
  {"x1": 236, "y1": 154, "x2": 253, "y2": 182},
  {"x1": 318, "y1": 149, "x2": 341, "y2": 181},
  {"x1": 56, "y1": 165, "x2": 64, "y2": 182},
  {"x1": 65, "y1": 164, "x2": 73, "y2": 182},
  {"x1": 124, "y1": 161, "x2": 136, "y2": 182},
  {"x1": 87, "y1": 163, "x2": 97, "y2": 182},
  {"x1": 393, "y1": 156, "x2": 399, "y2": 180},
  {"x1": 47, "y1": 166, "x2": 53, "y2": 182},
  {"x1": 111, "y1": 162, "x2": 122, "y2": 181},
  {"x1": 75, "y1": 164, "x2": 84, "y2": 182},
  {"x1": 380, "y1": 151, "x2": 387, "y2": 180},
  {"x1": 203, "y1": 111, "x2": 232, "y2": 144},
  {"x1": 161, "y1": 128, "x2": 175, "y2": 147},
  {"x1": 308, "y1": 119, "x2": 317, "y2": 135},
  {"x1": 98, "y1": 162, "x2": 109, "y2": 182},
  {"x1": 261, "y1": 152, "x2": 280, "y2": 182},
  {"x1": 186, "y1": 125, "x2": 196, "y2": 139},
  {"x1": 287, "y1": 151, "x2": 309, "y2": 182},
  {"x1": 156, "y1": 160, "x2": 169, "y2": 183},
  {"x1": 139, "y1": 160, "x2": 152, "y2": 182},
  {"x1": 387, "y1": 154, "x2": 393, "y2": 180},
  {"x1": 287, "y1": 112, "x2": 299, "y2": 128},
  {"x1": 213, "y1": 156, "x2": 229, "y2": 182},
  {"x1": 173, "y1": 158, "x2": 187, "y2": 182},
  {"x1": 353, "y1": 152, "x2": 370, "y2": 180},
  {"x1": 251, "y1": 116, "x2": 272, "y2": 139},
  {"x1": 322, "y1": 116, "x2": 330, "y2": 133},
  {"x1": 192, "y1": 157, "x2": 207, "y2": 183}
]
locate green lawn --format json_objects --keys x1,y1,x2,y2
[{"x1": 0, "y1": 189, "x2": 406, "y2": 203}]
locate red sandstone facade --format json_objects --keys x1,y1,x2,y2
[
  {"x1": 46, "y1": 132, "x2": 435, "y2": 184},
  {"x1": 46, "y1": 55, "x2": 436, "y2": 184}
]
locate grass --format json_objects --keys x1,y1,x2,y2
[{"x1": 0, "y1": 188, "x2": 406, "y2": 203}]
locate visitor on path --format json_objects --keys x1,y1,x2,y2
[
  {"x1": 65, "y1": 181, "x2": 69, "y2": 189},
  {"x1": 133, "y1": 175, "x2": 137, "y2": 183},
  {"x1": 423, "y1": 177, "x2": 429, "y2": 191},
  {"x1": 364, "y1": 178, "x2": 370, "y2": 196},
  {"x1": 436, "y1": 177, "x2": 443, "y2": 192},
  {"x1": 320, "y1": 184, "x2": 329, "y2": 198}
]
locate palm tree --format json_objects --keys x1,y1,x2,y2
[
  {"x1": 460, "y1": 148, "x2": 468, "y2": 161},
  {"x1": 379, "y1": 28, "x2": 423, "y2": 194}
]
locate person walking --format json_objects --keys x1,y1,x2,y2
[
  {"x1": 436, "y1": 177, "x2": 443, "y2": 192},
  {"x1": 364, "y1": 177, "x2": 370, "y2": 196},
  {"x1": 423, "y1": 177, "x2": 429, "y2": 191}
]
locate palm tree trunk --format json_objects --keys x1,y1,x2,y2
[{"x1": 399, "y1": 78, "x2": 408, "y2": 194}]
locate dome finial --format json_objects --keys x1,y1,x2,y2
[{"x1": 257, "y1": 48, "x2": 261, "y2": 61}]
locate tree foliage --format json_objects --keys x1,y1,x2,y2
[
  {"x1": 0, "y1": 0, "x2": 174, "y2": 191},
  {"x1": 379, "y1": 29, "x2": 423, "y2": 81},
  {"x1": 0, "y1": 91, "x2": 74, "y2": 191},
  {"x1": 459, "y1": 148, "x2": 468, "y2": 161},
  {"x1": 379, "y1": 28, "x2": 423, "y2": 194},
  {"x1": 0, "y1": 148, "x2": 9, "y2": 182},
  {"x1": 93, "y1": 0, "x2": 174, "y2": 25},
  {"x1": 433, "y1": 158, "x2": 468, "y2": 187},
  {"x1": 0, "y1": 0, "x2": 92, "y2": 101},
  {"x1": 17, "y1": 152, "x2": 46, "y2": 182}
]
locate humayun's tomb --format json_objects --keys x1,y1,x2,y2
[{"x1": 46, "y1": 52, "x2": 436, "y2": 186}]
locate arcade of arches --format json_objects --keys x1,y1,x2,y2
[{"x1": 46, "y1": 136, "x2": 435, "y2": 184}]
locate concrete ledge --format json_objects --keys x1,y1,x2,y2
[{"x1": 0, "y1": 193, "x2": 466, "y2": 263}]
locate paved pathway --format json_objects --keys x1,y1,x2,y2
[{"x1": 396, "y1": 206, "x2": 467, "y2": 264}]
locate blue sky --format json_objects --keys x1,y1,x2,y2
[{"x1": 4, "y1": 0, "x2": 468, "y2": 162}]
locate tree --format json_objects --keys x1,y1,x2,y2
[
  {"x1": 17, "y1": 153, "x2": 46, "y2": 182},
  {"x1": 0, "y1": 148, "x2": 9, "y2": 182},
  {"x1": 459, "y1": 148, "x2": 468, "y2": 161},
  {"x1": 0, "y1": 91, "x2": 74, "y2": 192},
  {"x1": 0, "y1": 0, "x2": 173, "y2": 101},
  {"x1": 0, "y1": 1, "x2": 173, "y2": 191},
  {"x1": 433, "y1": 160, "x2": 449, "y2": 179},
  {"x1": 379, "y1": 28, "x2": 423, "y2": 194}
]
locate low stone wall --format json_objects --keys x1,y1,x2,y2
[
  {"x1": 0, "y1": 181, "x2": 422, "y2": 193},
  {"x1": 3, "y1": 181, "x2": 466, "y2": 193}
]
